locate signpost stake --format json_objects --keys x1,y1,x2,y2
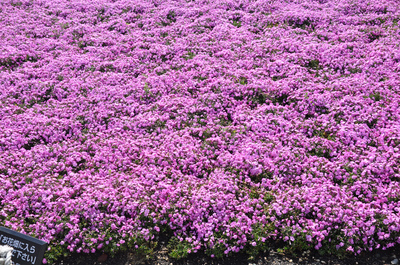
[{"x1": 0, "y1": 245, "x2": 14, "y2": 265}]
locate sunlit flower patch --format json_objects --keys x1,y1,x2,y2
[{"x1": 0, "y1": 0, "x2": 399, "y2": 262}]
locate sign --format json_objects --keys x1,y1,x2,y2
[{"x1": 0, "y1": 227, "x2": 47, "y2": 265}]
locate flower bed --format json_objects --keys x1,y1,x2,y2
[{"x1": 0, "y1": 0, "x2": 399, "y2": 263}]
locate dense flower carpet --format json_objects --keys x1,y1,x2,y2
[{"x1": 0, "y1": 0, "x2": 399, "y2": 263}]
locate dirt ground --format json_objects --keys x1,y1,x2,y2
[{"x1": 55, "y1": 243, "x2": 400, "y2": 265}]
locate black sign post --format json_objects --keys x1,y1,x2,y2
[{"x1": 0, "y1": 227, "x2": 47, "y2": 265}]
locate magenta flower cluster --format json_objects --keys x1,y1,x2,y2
[{"x1": 1, "y1": 0, "x2": 400, "y2": 261}]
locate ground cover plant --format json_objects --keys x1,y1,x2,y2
[{"x1": 0, "y1": 0, "x2": 400, "y2": 263}]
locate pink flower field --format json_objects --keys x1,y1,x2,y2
[{"x1": 0, "y1": 0, "x2": 400, "y2": 263}]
